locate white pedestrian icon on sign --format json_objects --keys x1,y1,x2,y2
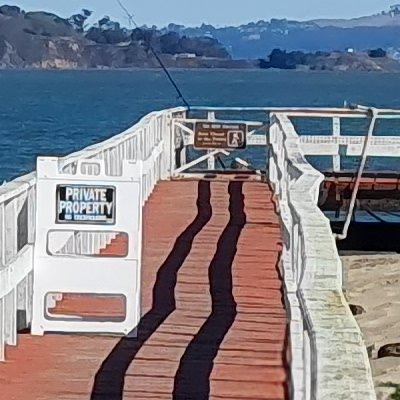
[{"x1": 228, "y1": 130, "x2": 244, "y2": 148}]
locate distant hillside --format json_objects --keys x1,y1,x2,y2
[
  {"x1": 2, "y1": 4, "x2": 400, "y2": 71},
  {"x1": 259, "y1": 48, "x2": 400, "y2": 72},
  {"x1": 0, "y1": 5, "x2": 230, "y2": 69},
  {"x1": 312, "y1": 14, "x2": 400, "y2": 28},
  {"x1": 163, "y1": 6, "x2": 400, "y2": 59},
  {"x1": 311, "y1": 6, "x2": 400, "y2": 28}
]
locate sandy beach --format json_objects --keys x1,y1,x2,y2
[{"x1": 341, "y1": 253, "x2": 400, "y2": 400}]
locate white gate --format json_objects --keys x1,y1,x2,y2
[{"x1": 31, "y1": 157, "x2": 142, "y2": 336}]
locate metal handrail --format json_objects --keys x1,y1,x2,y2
[{"x1": 334, "y1": 105, "x2": 379, "y2": 240}]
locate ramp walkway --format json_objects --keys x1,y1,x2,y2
[{"x1": 0, "y1": 176, "x2": 289, "y2": 400}]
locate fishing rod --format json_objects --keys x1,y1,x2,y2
[{"x1": 116, "y1": 0, "x2": 191, "y2": 110}]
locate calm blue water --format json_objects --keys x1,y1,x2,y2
[{"x1": 1, "y1": 69, "x2": 400, "y2": 182}]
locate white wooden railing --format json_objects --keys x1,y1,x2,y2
[
  {"x1": 269, "y1": 113, "x2": 376, "y2": 400},
  {"x1": 2, "y1": 105, "x2": 399, "y2": 399},
  {"x1": 0, "y1": 106, "x2": 185, "y2": 360},
  {"x1": 0, "y1": 172, "x2": 36, "y2": 360},
  {"x1": 60, "y1": 107, "x2": 186, "y2": 205}
]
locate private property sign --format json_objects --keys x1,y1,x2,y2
[
  {"x1": 33, "y1": 157, "x2": 142, "y2": 336},
  {"x1": 56, "y1": 185, "x2": 115, "y2": 224},
  {"x1": 194, "y1": 122, "x2": 247, "y2": 150}
]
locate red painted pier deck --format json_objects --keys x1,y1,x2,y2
[{"x1": 0, "y1": 176, "x2": 290, "y2": 400}]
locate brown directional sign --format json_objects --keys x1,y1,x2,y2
[{"x1": 194, "y1": 122, "x2": 247, "y2": 150}]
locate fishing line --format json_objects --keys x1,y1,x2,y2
[{"x1": 116, "y1": 0, "x2": 191, "y2": 110}]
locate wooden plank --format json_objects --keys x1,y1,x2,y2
[{"x1": 0, "y1": 177, "x2": 289, "y2": 400}]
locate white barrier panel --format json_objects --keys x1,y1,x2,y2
[{"x1": 31, "y1": 157, "x2": 142, "y2": 336}]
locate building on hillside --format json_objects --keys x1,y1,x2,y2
[
  {"x1": 390, "y1": 4, "x2": 400, "y2": 16},
  {"x1": 173, "y1": 53, "x2": 197, "y2": 60},
  {"x1": 387, "y1": 48, "x2": 400, "y2": 61}
]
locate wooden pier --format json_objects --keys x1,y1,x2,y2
[{"x1": 0, "y1": 176, "x2": 289, "y2": 400}]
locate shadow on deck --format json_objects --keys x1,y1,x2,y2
[
  {"x1": 92, "y1": 181, "x2": 249, "y2": 399},
  {"x1": 0, "y1": 177, "x2": 289, "y2": 400}
]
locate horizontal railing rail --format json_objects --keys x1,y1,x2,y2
[
  {"x1": 0, "y1": 107, "x2": 186, "y2": 360},
  {"x1": 60, "y1": 107, "x2": 186, "y2": 205},
  {"x1": 2, "y1": 105, "x2": 400, "y2": 399},
  {"x1": 269, "y1": 112, "x2": 376, "y2": 400},
  {"x1": 0, "y1": 172, "x2": 36, "y2": 360}
]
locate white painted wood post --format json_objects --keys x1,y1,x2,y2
[
  {"x1": 167, "y1": 115, "x2": 175, "y2": 178},
  {"x1": 27, "y1": 272, "x2": 33, "y2": 325},
  {"x1": 17, "y1": 279, "x2": 28, "y2": 331},
  {"x1": 5, "y1": 199, "x2": 17, "y2": 265},
  {"x1": 0, "y1": 298, "x2": 5, "y2": 361},
  {"x1": 5, "y1": 289, "x2": 17, "y2": 346},
  {"x1": 303, "y1": 329, "x2": 311, "y2": 400},
  {"x1": 0, "y1": 203, "x2": 4, "y2": 269},
  {"x1": 332, "y1": 117, "x2": 341, "y2": 172},
  {"x1": 207, "y1": 111, "x2": 216, "y2": 170},
  {"x1": 28, "y1": 188, "x2": 36, "y2": 245}
]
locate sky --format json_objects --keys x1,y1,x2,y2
[{"x1": 7, "y1": 1, "x2": 397, "y2": 27}]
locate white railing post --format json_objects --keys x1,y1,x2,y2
[
  {"x1": 5, "y1": 289, "x2": 17, "y2": 346},
  {"x1": 270, "y1": 112, "x2": 376, "y2": 400},
  {"x1": 0, "y1": 107, "x2": 186, "y2": 361},
  {"x1": 17, "y1": 276, "x2": 29, "y2": 330},
  {"x1": 332, "y1": 117, "x2": 341, "y2": 172},
  {"x1": 303, "y1": 328, "x2": 311, "y2": 400},
  {"x1": 207, "y1": 111, "x2": 216, "y2": 170},
  {"x1": 0, "y1": 203, "x2": 4, "y2": 269},
  {"x1": 0, "y1": 172, "x2": 36, "y2": 360},
  {"x1": 0, "y1": 298, "x2": 4, "y2": 361},
  {"x1": 2, "y1": 105, "x2": 396, "y2": 382},
  {"x1": 164, "y1": 113, "x2": 174, "y2": 179},
  {"x1": 5, "y1": 199, "x2": 17, "y2": 265}
]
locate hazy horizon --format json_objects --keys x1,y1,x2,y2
[{"x1": 3, "y1": 1, "x2": 396, "y2": 28}]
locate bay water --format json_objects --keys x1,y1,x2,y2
[{"x1": 1, "y1": 69, "x2": 400, "y2": 182}]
